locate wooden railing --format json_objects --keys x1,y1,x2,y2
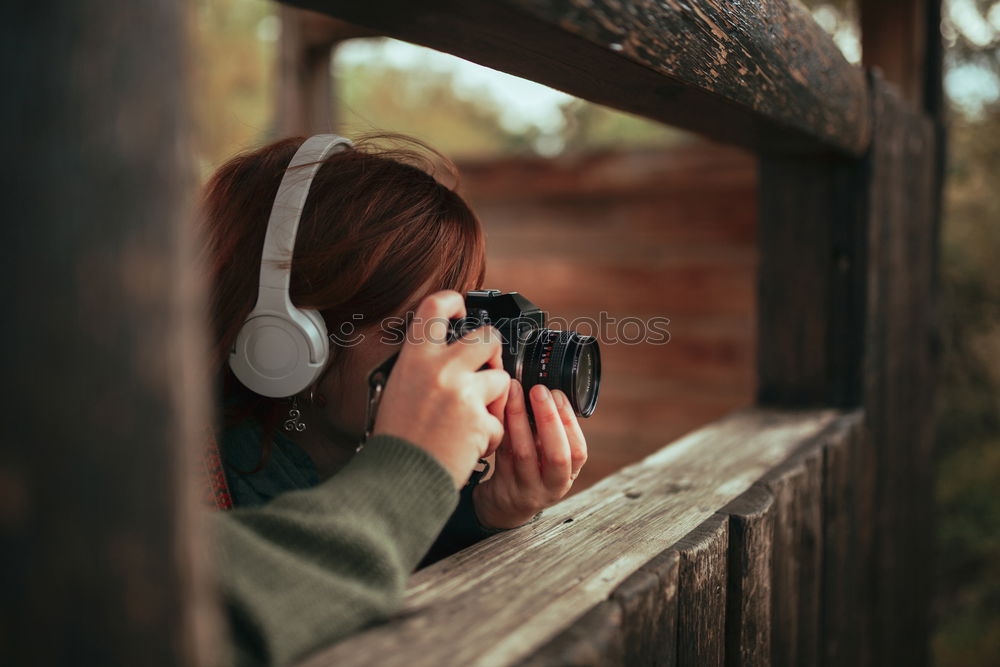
[
  {"x1": 5, "y1": 1, "x2": 941, "y2": 665},
  {"x1": 284, "y1": 1, "x2": 942, "y2": 665},
  {"x1": 301, "y1": 408, "x2": 865, "y2": 665}
]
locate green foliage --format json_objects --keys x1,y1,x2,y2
[
  {"x1": 334, "y1": 52, "x2": 686, "y2": 158},
  {"x1": 557, "y1": 100, "x2": 689, "y2": 154},
  {"x1": 335, "y1": 62, "x2": 531, "y2": 157},
  {"x1": 190, "y1": 0, "x2": 276, "y2": 176},
  {"x1": 933, "y1": 102, "x2": 1000, "y2": 666}
]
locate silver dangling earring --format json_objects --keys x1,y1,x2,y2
[{"x1": 284, "y1": 395, "x2": 306, "y2": 433}]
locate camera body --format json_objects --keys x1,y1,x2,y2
[
  {"x1": 451, "y1": 289, "x2": 543, "y2": 375},
  {"x1": 363, "y1": 290, "x2": 600, "y2": 442}
]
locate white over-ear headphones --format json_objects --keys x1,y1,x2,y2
[{"x1": 229, "y1": 134, "x2": 353, "y2": 398}]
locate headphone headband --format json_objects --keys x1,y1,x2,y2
[
  {"x1": 257, "y1": 134, "x2": 353, "y2": 299},
  {"x1": 228, "y1": 134, "x2": 352, "y2": 398}
]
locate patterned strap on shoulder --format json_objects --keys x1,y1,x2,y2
[{"x1": 202, "y1": 426, "x2": 233, "y2": 510}]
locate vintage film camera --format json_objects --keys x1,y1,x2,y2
[{"x1": 363, "y1": 290, "x2": 601, "y2": 442}]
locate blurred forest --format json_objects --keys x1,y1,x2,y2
[{"x1": 189, "y1": 1, "x2": 1000, "y2": 663}]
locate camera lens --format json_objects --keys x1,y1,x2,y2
[{"x1": 518, "y1": 328, "x2": 600, "y2": 417}]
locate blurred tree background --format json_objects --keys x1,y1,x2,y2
[{"x1": 189, "y1": 1, "x2": 1000, "y2": 663}]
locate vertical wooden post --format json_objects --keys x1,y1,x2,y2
[
  {"x1": 861, "y1": 0, "x2": 929, "y2": 106},
  {"x1": 723, "y1": 486, "x2": 774, "y2": 667},
  {"x1": 862, "y1": 73, "x2": 938, "y2": 667},
  {"x1": 276, "y1": 7, "x2": 378, "y2": 136},
  {"x1": 757, "y1": 74, "x2": 940, "y2": 667},
  {"x1": 820, "y1": 414, "x2": 869, "y2": 667},
  {"x1": 758, "y1": 4, "x2": 942, "y2": 664},
  {"x1": 756, "y1": 154, "x2": 868, "y2": 407},
  {"x1": 676, "y1": 514, "x2": 729, "y2": 667},
  {"x1": 0, "y1": 2, "x2": 213, "y2": 665}
]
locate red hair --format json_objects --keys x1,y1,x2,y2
[{"x1": 200, "y1": 132, "x2": 486, "y2": 445}]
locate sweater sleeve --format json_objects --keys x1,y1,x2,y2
[
  {"x1": 418, "y1": 482, "x2": 505, "y2": 568},
  {"x1": 211, "y1": 434, "x2": 459, "y2": 667}
]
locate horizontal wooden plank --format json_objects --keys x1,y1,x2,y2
[
  {"x1": 475, "y1": 193, "x2": 757, "y2": 246},
  {"x1": 299, "y1": 408, "x2": 840, "y2": 667},
  {"x1": 285, "y1": 0, "x2": 870, "y2": 155},
  {"x1": 458, "y1": 144, "x2": 756, "y2": 200},
  {"x1": 486, "y1": 258, "x2": 755, "y2": 319}
]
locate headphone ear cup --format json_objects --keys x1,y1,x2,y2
[
  {"x1": 229, "y1": 307, "x2": 329, "y2": 398},
  {"x1": 300, "y1": 307, "x2": 330, "y2": 368}
]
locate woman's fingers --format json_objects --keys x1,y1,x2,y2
[
  {"x1": 505, "y1": 380, "x2": 540, "y2": 485},
  {"x1": 552, "y1": 390, "x2": 588, "y2": 479},
  {"x1": 484, "y1": 378, "x2": 512, "y2": 457},
  {"x1": 451, "y1": 325, "x2": 504, "y2": 371},
  {"x1": 408, "y1": 290, "x2": 465, "y2": 350},
  {"x1": 475, "y1": 368, "x2": 511, "y2": 405},
  {"x1": 529, "y1": 384, "x2": 572, "y2": 491}
]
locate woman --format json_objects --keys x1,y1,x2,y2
[{"x1": 202, "y1": 133, "x2": 588, "y2": 666}]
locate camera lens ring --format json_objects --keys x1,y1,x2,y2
[
  {"x1": 563, "y1": 332, "x2": 600, "y2": 417},
  {"x1": 518, "y1": 328, "x2": 600, "y2": 417}
]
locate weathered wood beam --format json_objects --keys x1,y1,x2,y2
[
  {"x1": 820, "y1": 413, "x2": 869, "y2": 667},
  {"x1": 299, "y1": 408, "x2": 840, "y2": 666},
  {"x1": 282, "y1": 0, "x2": 870, "y2": 155},
  {"x1": 610, "y1": 550, "x2": 680, "y2": 666},
  {"x1": 756, "y1": 152, "x2": 868, "y2": 407},
  {"x1": 863, "y1": 73, "x2": 937, "y2": 667},
  {"x1": 676, "y1": 514, "x2": 729, "y2": 667},
  {"x1": 760, "y1": 445, "x2": 824, "y2": 667},
  {"x1": 758, "y1": 70, "x2": 939, "y2": 666},
  {"x1": 0, "y1": 2, "x2": 212, "y2": 665},
  {"x1": 723, "y1": 485, "x2": 774, "y2": 667}
]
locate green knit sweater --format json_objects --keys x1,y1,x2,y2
[{"x1": 212, "y1": 434, "x2": 460, "y2": 666}]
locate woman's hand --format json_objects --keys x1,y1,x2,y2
[
  {"x1": 472, "y1": 380, "x2": 588, "y2": 530},
  {"x1": 372, "y1": 290, "x2": 510, "y2": 489}
]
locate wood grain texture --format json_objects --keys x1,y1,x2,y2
[
  {"x1": 609, "y1": 549, "x2": 680, "y2": 667},
  {"x1": 283, "y1": 0, "x2": 869, "y2": 155},
  {"x1": 756, "y1": 152, "x2": 869, "y2": 407},
  {"x1": 863, "y1": 73, "x2": 937, "y2": 667},
  {"x1": 758, "y1": 67, "x2": 940, "y2": 666},
  {"x1": 0, "y1": 2, "x2": 212, "y2": 665},
  {"x1": 722, "y1": 485, "x2": 774, "y2": 667},
  {"x1": 520, "y1": 601, "x2": 625, "y2": 667},
  {"x1": 675, "y1": 514, "x2": 728, "y2": 667},
  {"x1": 761, "y1": 445, "x2": 824, "y2": 667},
  {"x1": 819, "y1": 412, "x2": 865, "y2": 667},
  {"x1": 299, "y1": 409, "x2": 839, "y2": 666}
]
